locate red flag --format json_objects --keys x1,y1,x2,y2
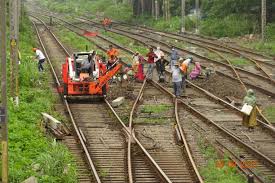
[{"x1": 83, "y1": 31, "x2": 98, "y2": 37}]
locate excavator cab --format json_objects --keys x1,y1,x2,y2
[{"x1": 62, "y1": 51, "x2": 122, "y2": 100}]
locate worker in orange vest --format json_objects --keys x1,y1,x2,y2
[
  {"x1": 102, "y1": 18, "x2": 108, "y2": 31},
  {"x1": 106, "y1": 45, "x2": 119, "y2": 59},
  {"x1": 179, "y1": 56, "x2": 193, "y2": 92}
]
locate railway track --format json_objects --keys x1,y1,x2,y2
[
  {"x1": 75, "y1": 18, "x2": 275, "y2": 94},
  {"x1": 115, "y1": 23, "x2": 274, "y2": 62},
  {"x1": 65, "y1": 17, "x2": 275, "y2": 125},
  {"x1": 31, "y1": 11, "x2": 275, "y2": 181},
  {"x1": 130, "y1": 82, "x2": 203, "y2": 183},
  {"x1": 114, "y1": 23, "x2": 275, "y2": 80},
  {"x1": 31, "y1": 16, "x2": 205, "y2": 183},
  {"x1": 45, "y1": 15, "x2": 274, "y2": 126},
  {"x1": 150, "y1": 80, "x2": 275, "y2": 183},
  {"x1": 31, "y1": 13, "x2": 275, "y2": 127}
]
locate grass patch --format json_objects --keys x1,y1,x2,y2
[
  {"x1": 137, "y1": 117, "x2": 167, "y2": 124},
  {"x1": 229, "y1": 57, "x2": 252, "y2": 67},
  {"x1": 54, "y1": 25, "x2": 99, "y2": 53},
  {"x1": 141, "y1": 104, "x2": 171, "y2": 113},
  {"x1": 263, "y1": 106, "x2": 275, "y2": 123},
  {"x1": 198, "y1": 139, "x2": 245, "y2": 183},
  {"x1": 101, "y1": 31, "x2": 148, "y2": 55}
]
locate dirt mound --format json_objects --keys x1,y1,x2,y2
[{"x1": 192, "y1": 74, "x2": 246, "y2": 100}]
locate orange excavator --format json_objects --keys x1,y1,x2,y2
[{"x1": 62, "y1": 52, "x2": 122, "y2": 99}]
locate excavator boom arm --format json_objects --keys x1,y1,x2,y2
[{"x1": 95, "y1": 63, "x2": 122, "y2": 92}]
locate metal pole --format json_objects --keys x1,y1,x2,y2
[
  {"x1": 0, "y1": 0, "x2": 8, "y2": 182},
  {"x1": 195, "y1": 0, "x2": 200, "y2": 33},
  {"x1": 155, "y1": 0, "x2": 158, "y2": 20},
  {"x1": 152, "y1": 0, "x2": 154, "y2": 17},
  {"x1": 10, "y1": 0, "x2": 19, "y2": 104},
  {"x1": 181, "y1": 0, "x2": 185, "y2": 33},
  {"x1": 15, "y1": 0, "x2": 20, "y2": 106},
  {"x1": 261, "y1": 0, "x2": 266, "y2": 41}
]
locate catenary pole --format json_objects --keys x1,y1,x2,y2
[
  {"x1": 195, "y1": 0, "x2": 200, "y2": 33},
  {"x1": 16, "y1": 0, "x2": 20, "y2": 105},
  {"x1": 10, "y1": 0, "x2": 20, "y2": 105},
  {"x1": 181, "y1": 0, "x2": 185, "y2": 33},
  {"x1": 0, "y1": 0, "x2": 8, "y2": 182},
  {"x1": 262, "y1": 0, "x2": 266, "y2": 41},
  {"x1": 155, "y1": 0, "x2": 158, "y2": 20}
]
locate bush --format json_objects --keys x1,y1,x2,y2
[{"x1": 200, "y1": 14, "x2": 258, "y2": 37}]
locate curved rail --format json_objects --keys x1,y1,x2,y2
[{"x1": 174, "y1": 100, "x2": 204, "y2": 183}]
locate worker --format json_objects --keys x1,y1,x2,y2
[
  {"x1": 205, "y1": 63, "x2": 215, "y2": 79},
  {"x1": 156, "y1": 55, "x2": 169, "y2": 82},
  {"x1": 132, "y1": 52, "x2": 140, "y2": 74},
  {"x1": 32, "y1": 48, "x2": 46, "y2": 72},
  {"x1": 107, "y1": 55, "x2": 118, "y2": 70},
  {"x1": 80, "y1": 59, "x2": 91, "y2": 72},
  {"x1": 146, "y1": 47, "x2": 157, "y2": 79},
  {"x1": 189, "y1": 62, "x2": 202, "y2": 80},
  {"x1": 180, "y1": 56, "x2": 193, "y2": 92},
  {"x1": 102, "y1": 18, "x2": 108, "y2": 31},
  {"x1": 107, "y1": 18, "x2": 112, "y2": 29},
  {"x1": 172, "y1": 62, "x2": 183, "y2": 98},
  {"x1": 242, "y1": 89, "x2": 257, "y2": 132},
  {"x1": 154, "y1": 46, "x2": 165, "y2": 74},
  {"x1": 170, "y1": 47, "x2": 179, "y2": 70},
  {"x1": 106, "y1": 45, "x2": 119, "y2": 59},
  {"x1": 88, "y1": 50, "x2": 97, "y2": 77}
]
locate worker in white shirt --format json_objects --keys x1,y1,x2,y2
[
  {"x1": 32, "y1": 48, "x2": 46, "y2": 72},
  {"x1": 154, "y1": 46, "x2": 165, "y2": 75}
]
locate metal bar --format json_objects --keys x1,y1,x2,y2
[{"x1": 0, "y1": 0, "x2": 8, "y2": 182}]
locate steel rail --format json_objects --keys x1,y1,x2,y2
[
  {"x1": 37, "y1": 14, "x2": 275, "y2": 87},
  {"x1": 186, "y1": 80, "x2": 275, "y2": 133},
  {"x1": 32, "y1": 12, "x2": 275, "y2": 181},
  {"x1": 174, "y1": 100, "x2": 204, "y2": 183},
  {"x1": 121, "y1": 21, "x2": 274, "y2": 60},
  {"x1": 31, "y1": 18, "x2": 102, "y2": 183},
  {"x1": 105, "y1": 97, "x2": 174, "y2": 183},
  {"x1": 215, "y1": 140, "x2": 265, "y2": 183},
  {"x1": 77, "y1": 17, "x2": 275, "y2": 87},
  {"x1": 205, "y1": 47, "x2": 273, "y2": 125},
  {"x1": 112, "y1": 21, "x2": 275, "y2": 80},
  {"x1": 40, "y1": 13, "x2": 275, "y2": 126},
  {"x1": 36, "y1": 13, "x2": 275, "y2": 126},
  {"x1": 128, "y1": 78, "x2": 173, "y2": 182},
  {"x1": 151, "y1": 80, "x2": 275, "y2": 171},
  {"x1": 74, "y1": 18, "x2": 274, "y2": 125}
]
